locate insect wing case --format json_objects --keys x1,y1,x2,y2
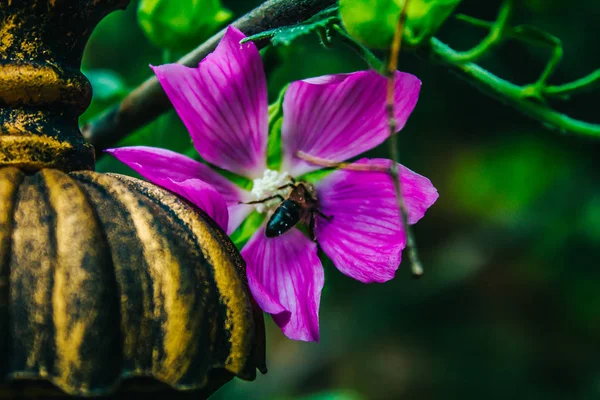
[{"x1": 0, "y1": 1, "x2": 266, "y2": 398}]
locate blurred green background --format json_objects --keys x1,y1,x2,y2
[{"x1": 81, "y1": 0, "x2": 600, "y2": 399}]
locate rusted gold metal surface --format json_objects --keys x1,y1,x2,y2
[
  {"x1": 0, "y1": 168, "x2": 266, "y2": 398},
  {"x1": 0, "y1": 0, "x2": 114, "y2": 171},
  {"x1": 0, "y1": 1, "x2": 266, "y2": 398}
]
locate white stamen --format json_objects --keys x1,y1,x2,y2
[{"x1": 251, "y1": 169, "x2": 293, "y2": 213}]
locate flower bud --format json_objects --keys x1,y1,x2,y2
[
  {"x1": 138, "y1": 0, "x2": 232, "y2": 51},
  {"x1": 340, "y1": 0, "x2": 462, "y2": 49}
]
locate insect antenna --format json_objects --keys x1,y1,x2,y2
[{"x1": 240, "y1": 194, "x2": 285, "y2": 205}]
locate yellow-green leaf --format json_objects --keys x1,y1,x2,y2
[
  {"x1": 138, "y1": 0, "x2": 232, "y2": 51},
  {"x1": 340, "y1": 0, "x2": 462, "y2": 49}
]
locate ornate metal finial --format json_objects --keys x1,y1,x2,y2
[
  {"x1": 0, "y1": 1, "x2": 266, "y2": 398},
  {"x1": 0, "y1": 0, "x2": 129, "y2": 171}
]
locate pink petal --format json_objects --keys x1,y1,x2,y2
[
  {"x1": 154, "y1": 177, "x2": 229, "y2": 231},
  {"x1": 241, "y1": 227, "x2": 324, "y2": 342},
  {"x1": 281, "y1": 70, "x2": 421, "y2": 176},
  {"x1": 227, "y1": 203, "x2": 254, "y2": 235},
  {"x1": 106, "y1": 146, "x2": 251, "y2": 233},
  {"x1": 105, "y1": 147, "x2": 244, "y2": 203},
  {"x1": 314, "y1": 158, "x2": 438, "y2": 283},
  {"x1": 152, "y1": 26, "x2": 268, "y2": 178}
]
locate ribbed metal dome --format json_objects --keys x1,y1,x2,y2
[
  {"x1": 0, "y1": 167, "x2": 266, "y2": 397},
  {"x1": 0, "y1": 1, "x2": 267, "y2": 397}
]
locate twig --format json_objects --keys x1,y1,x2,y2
[
  {"x1": 446, "y1": 0, "x2": 513, "y2": 63},
  {"x1": 544, "y1": 69, "x2": 600, "y2": 98},
  {"x1": 427, "y1": 38, "x2": 600, "y2": 137},
  {"x1": 386, "y1": 0, "x2": 424, "y2": 278},
  {"x1": 82, "y1": 0, "x2": 337, "y2": 153},
  {"x1": 442, "y1": 7, "x2": 600, "y2": 136}
]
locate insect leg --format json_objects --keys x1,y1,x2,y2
[
  {"x1": 276, "y1": 176, "x2": 297, "y2": 190},
  {"x1": 240, "y1": 194, "x2": 285, "y2": 205},
  {"x1": 308, "y1": 212, "x2": 316, "y2": 241},
  {"x1": 315, "y1": 209, "x2": 333, "y2": 221},
  {"x1": 276, "y1": 183, "x2": 296, "y2": 190}
]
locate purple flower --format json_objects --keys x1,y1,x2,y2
[{"x1": 107, "y1": 26, "x2": 438, "y2": 342}]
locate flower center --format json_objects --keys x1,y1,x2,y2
[{"x1": 250, "y1": 169, "x2": 293, "y2": 213}]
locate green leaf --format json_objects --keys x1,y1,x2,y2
[
  {"x1": 580, "y1": 195, "x2": 600, "y2": 242},
  {"x1": 448, "y1": 137, "x2": 568, "y2": 225},
  {"x1": 405, "y1": 0, "x2": 463, "y2": 45},
  {"x1": 339, "y1": 0, "x2": 397, "y2": 49},
  {"x1": 304, "y1": 392, "x2": 363, "y2": 400},
  {"x1": 340, "y1": 0, "x2": 462, "y2": 49},
  {"x1": 241, "y1": 6, "x2": 339, "y2": 47},
  {"x1": 210, "y1": 165, "x2": 253, "y2": 191},
  {"x1": 137, "y1": 0, "x2": 232, "y2": 51},
  {"x1": 83, "y1": 69, "x2": 129, "y2": 101},
  {"x1": 266, "y1": 84, "x2": 288, "y2": 171},
  {"x1": 80, "y1": 69, "x2": 129, "y2": 124},
  {"x1": 181, "y1": 147, "x2": 254, "y2": 191},
  {"x1": 229, "y1": 211, "x2": 266, "y2": 249},
  {"x1": 280, "y1": 390, "x2": 365, "y2": 400},
  {"x1": 298, "y1": 168, "x2": 335, "y2": 184},
  {"x1": 120, "y1": 110, "x2": 191, "y2": 151}
]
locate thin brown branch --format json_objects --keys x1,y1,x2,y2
[
  {"x1": 386, "y1": 0, "x2": 424, "y2": 278},
  {"x1": 82, "y1": 0, "x2": 337, "y2": 154}
]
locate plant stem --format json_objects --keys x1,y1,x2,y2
[
  {"x1": 544, "y1": 69, "x2": 600, "y2": 98},
  {"x1": 387, "y1": 0, "x2": 424, "y2": 278},
  {"x1": 533, "y1": 35, "x2": 562, "y2": 88},
  {"x1": 455, "y1": 11, "x2": 564, "y2": 96},
  {"x1": 428, "y1": 38, "x2": 600, "y2": 138},
  {"x1": 445, "y1": 0, "x2": 513, "y2": 63},
  {"x1": 162, "y1": 49, "x2": 172, "y2": 64}
]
